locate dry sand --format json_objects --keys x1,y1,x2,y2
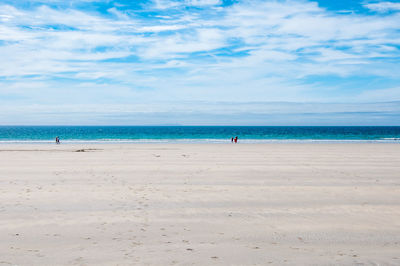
[{"x1": 0, "y1": 143, "x2": 399, "y2": 265}]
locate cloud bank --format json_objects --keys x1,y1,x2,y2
[{"x1": 0, "y1": 0, "x2": 399, "y2": 125}]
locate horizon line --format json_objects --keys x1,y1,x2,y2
[{"x1": 1, "y1": 125, "x2": 400, "y2": 127}]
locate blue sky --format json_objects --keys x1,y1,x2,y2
[{"x1": 0, "y1": 0, "x2": 399, "y2": 125}]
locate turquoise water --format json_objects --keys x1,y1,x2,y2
[{"x1": 0, "y1": 126, "x2": 399, "y2": 143}]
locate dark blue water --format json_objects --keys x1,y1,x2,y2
[{"x1": 0, "y1": 126, "x2": 399, "y2": 143}]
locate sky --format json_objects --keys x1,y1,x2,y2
[{"x1": 0, "y1": 0, "x2": 399, "y2": 125}]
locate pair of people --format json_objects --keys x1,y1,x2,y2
[
  {"x1": 231, "y1": 136, "x2": 238, "y2": 143},
  {"x1": 55, "y1": 136, "x2": 60, "y2": 144}
]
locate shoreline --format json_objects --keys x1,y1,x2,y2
[{"x1": 0, "y1": 138, "x2": 400, "y2": 144}]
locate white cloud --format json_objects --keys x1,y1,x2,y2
[
  {"x1": 137, "y1": 25, "x2": 187, "y2": 32},
  {"x1": 1, "y1": 100, "x2": 399, "y2": 125},
  {"x1": 0, "y1": 0, "x2": 400, "y2": 124},
  {"x1": 186, "y1": 0, "x2": 221, "y2": 6},
  {"x1": 152, "y1": 0, "x2": 221, "y2": 9},
  {"x1": 364, "y1": 2, "x2": 400, "y2": 13},
  {"x1": 357, "y1": 86, "x2": 400, "y2": 101},
  {"x1": 152, "y1": 0, "x2": 181, "y2": 10}
]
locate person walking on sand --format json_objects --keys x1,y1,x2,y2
[{"x1": 234, "y1": 136, "x2": 238, "y2": 143}]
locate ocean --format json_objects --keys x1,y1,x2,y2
[{"x1": 0, "y1": 126, "x2": 399, "y2": 143}]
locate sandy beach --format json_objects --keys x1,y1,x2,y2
[{"x1": 0, "y1": 143, "x2": 399, "y2": 265}]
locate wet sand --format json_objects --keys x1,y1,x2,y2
[{"x1": 0, "y1": 143, "x2": 399, "y2": 265}]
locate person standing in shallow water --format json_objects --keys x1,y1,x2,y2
[
  {"x1": 234, "y1": 136, "x2": 238, "y2": 143},
  {"x1": 55, "y1": 136, "x2": 60, "y2": 144},
  {"x1": 231, "y1": 137, "x2": 234, "y2": 143}
]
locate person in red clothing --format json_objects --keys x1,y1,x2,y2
[{"x1": 234, "y1": 136, "x2": 238, "y2": 143}]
